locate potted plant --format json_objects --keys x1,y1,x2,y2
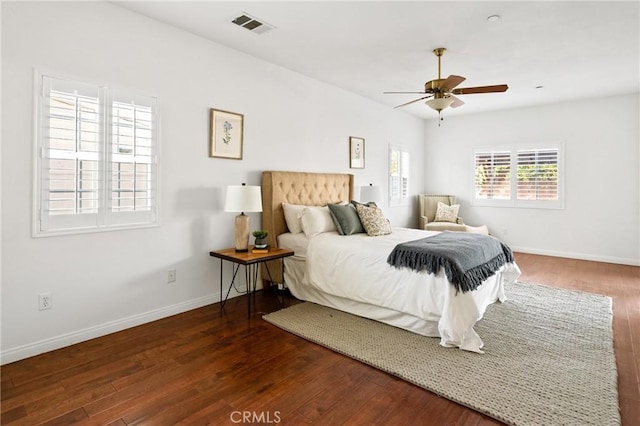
[{"x1": 252, "y1": 230, "x2": 268, "y2": 249}]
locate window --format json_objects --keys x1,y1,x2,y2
[
  {"x1": 389, "y1": 145, "x2": 410, "y2": 206},
  {"x1": 516, "y1": 149, "x2": 559, "y2": 201},
  {"x1": 474, "y1": 150, "x2": 511, "y2": 200},
  {"x1": 472, "y1": 143, "x2": 562, "y2": 209},
  {"x1": 34, "y1": 73, "x2": 159, "y2": 236}
]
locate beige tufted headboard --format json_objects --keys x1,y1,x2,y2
[{"x1": 261, "y1": 170, "x2": 354, "y2": 284}]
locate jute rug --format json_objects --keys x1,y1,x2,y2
[{"x1": 263, "y1": 282, "x2": 620, "y2": 426}]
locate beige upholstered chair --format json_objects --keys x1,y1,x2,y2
[{"x1": 418, "y1": 194, "x2": 467, "y2": 232}]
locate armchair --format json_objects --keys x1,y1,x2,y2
[{"x1": 418, "y1": 194, "x2": 467, "y2": 232}]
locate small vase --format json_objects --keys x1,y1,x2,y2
[{"x1": 254, "y1": 238, "x2": 267, "y2": 249}]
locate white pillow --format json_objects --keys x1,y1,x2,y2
[
  {"x1": 300, "y1": 206, "x2": 337, "y2": 238},
  {"x1": 434, "y1": 202, "x2": 460, "y2": 223},
  {"x1": 282, "y1": 203, "x2": 307, "y2": 234}
]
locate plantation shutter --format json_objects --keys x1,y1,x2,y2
[
  {"x1": 35, "y1": 73, "x2": 159, "y2": 236},
  {"x1": 517, "y1": 149, "x2": 559, "y2": 201},
  {"x1": 401, "y1": 151, "x2": 410, "y2": 199},
  {"x1": 389, "y1": 146, "x2": 410, "y2": 206},
  {"x1": 474, "y1": 151, "x2": 511, "y2": 200},
  {"x1": 38, "y1": 76, "x2": 103, "y2": 232},
  {"x1": 106, "y1": 90, "x2": 158, "y2": 226}
]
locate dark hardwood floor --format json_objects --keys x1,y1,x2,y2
[{"x1": 2, "y1": 253, "x2": 639, "y2": 425}]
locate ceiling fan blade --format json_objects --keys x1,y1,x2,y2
[
  {"x1": 450, "y1": 95, "x2": 465, "y2": 108},
  {"x1": 394, "y1": 95, "x2": 433, "y2": 109},
  {"x1": 452, "y1": 84, "x2": 509, "y2": 95},
  {"x1": 440, "y1": 75, "x2": 466, "y2": 91},
  {"x1": 383, "y1": 91, "x2": 428, "y2": 94}
]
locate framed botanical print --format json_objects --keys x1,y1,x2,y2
[
  {"x1": 349, "y1": 136, "x2": 365, "y2": 169},
  {"x1": 209, "y1": 108, "x2": 244, "y2": 159}
]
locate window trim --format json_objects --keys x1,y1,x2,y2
[
  {"x1": 32, "y1": 70, "x2": 161, "y2": 237},
  {"x1": 471, "y1": 141, "x2": 564, "y2": 209}
]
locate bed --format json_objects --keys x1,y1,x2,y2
[{"x1": 260, "y1": 170, "x2": 521, "y2": 352}]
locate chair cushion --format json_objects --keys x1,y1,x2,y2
[
  {"x1": 425, "y1": 222, "x2": 468, "y2": 232},
  {"x1": 434, "y1": 202, "x2": 460, "y2": 223},
  {"x1": 419, "y1": 195, "x2": 456, "y2": 222}
]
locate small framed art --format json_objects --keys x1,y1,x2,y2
[
  {"x1": 349, "y1": 136, "x2": 365, "y2": 169},
  {"x1": 210, "y1": 108, "x2": 244, "y2": 159}
]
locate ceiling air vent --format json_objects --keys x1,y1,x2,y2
[{"x1": 231, "y1": 12, "x2": 275, "y2": 35}]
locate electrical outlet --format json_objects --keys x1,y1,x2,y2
[
  {"x1": 38, "y1": 292, "x2": 52, "y2": 311},
  {"x1": 168, "y1": 268, "x2": 176, "y2": 283}
]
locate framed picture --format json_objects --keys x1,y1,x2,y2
[
  {"x1": 209, "y1": 108, "x2": 244, "y2": 159},
  {"x1": 349, "y1": 136, "x2": 365, "y2": 169}
]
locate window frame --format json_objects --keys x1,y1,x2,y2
[
  {"x1": 388, "y1": 144, "x2": 410, "y2": 207},
  {"x1": 33, "y1": 71, "x2": 161, "y2": 237},
  {"x1": 471, "y1": 141, "x2": 564, "y2": 209}
]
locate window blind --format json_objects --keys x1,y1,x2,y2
[
  {"x1": 35, "y1": 74, "x2": 159, "y2": 236},
  {"x1": 389, "y1": 146, "x2": 410, "y2": 206},
  {"x1": 110, "y1": 98, "x2": 155, "y2": 214},
  {"x1": 474, "y1": 151, "x2": 511, "y2": 200},
  {"x1": 472, "y1": 144, "x2": 562, "y2": 209},
  {"x1": 517, "y1": 149, "x2": 559, "y2": 201}
]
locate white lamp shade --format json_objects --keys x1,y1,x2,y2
[
  {"x1": 224, "y1": 185, "x2": 263, "y2": 213},
  {"x1": 360, "y1": 184, "x2": 383, "y2": 205},
  {"x1": 426, "y1": 97, "x2": 454, "y2": 111}
]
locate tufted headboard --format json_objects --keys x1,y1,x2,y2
[{"x1": 260, "y1": 170, "x2": 354, "y2": 284}]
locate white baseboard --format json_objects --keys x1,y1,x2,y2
[
  {"x1": 1, "y1": 293, "x2": 219, "y2": 365},
  {"x1": 511, "y1": 245, "x2": 640, "y2": 266}
]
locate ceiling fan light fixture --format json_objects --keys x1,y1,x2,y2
[{"x1": 426, "y1": 97, "x2": 454, "y2": 111}]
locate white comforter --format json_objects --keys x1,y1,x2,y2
[{"x1": 301, "y1": 228, "x2": 521, "y2": 352}]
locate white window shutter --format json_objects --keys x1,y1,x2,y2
[
  {"x1": 517, "y1": 149, "x2": 559, "y2": 201},
  {"x1": 474, "y1": 150, "x2": 511, "y2": 200},
  {"x1": 472, "y1": 144, "x2": 562, "y2": 209},
  {"x1": 34, "y1": 73, "x2": 159, "y2": 236},
  {"x1": 105, "y1": 90, "x2": 158, "y2": 227},
  {"x1": 37, "y1": 75, "x2": 103, "y2": 233}
]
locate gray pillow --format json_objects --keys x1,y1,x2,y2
[{"x1": 328, "y1": 203, "x2": 365, "y2": 235}]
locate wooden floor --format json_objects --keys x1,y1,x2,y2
[{"x1": 2, "y1": 253, "x2": 639, "y2": 425}]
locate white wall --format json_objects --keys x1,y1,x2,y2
[
  {"x1": 0, "y1": 2, "x2": 425, "y2": 363},
  {"x1": 424, "y1": 94, "x2": 640, "y2": 265}
]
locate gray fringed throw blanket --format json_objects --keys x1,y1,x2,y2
[{"x1": 386, "y1": 232, "x2": 514, "y2": 293}]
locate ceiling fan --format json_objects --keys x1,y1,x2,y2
[{"x1": 384, "y1": 48, "x2": 508, "y2": 120}]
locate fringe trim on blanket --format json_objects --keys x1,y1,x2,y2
[{"x1": 386, "y1": 248, "x2": 514, "y2": 294}]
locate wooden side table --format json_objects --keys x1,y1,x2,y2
[{"x1": 209, "y1": 246, "x2": 294, "y2": 318}]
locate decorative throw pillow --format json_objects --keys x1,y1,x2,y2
[
  {"x1": 354, "y1": 203, "x2": 392, "y2": 236},
  {"x1": 351, "y1": 200, "x2": 377, "y2": 209},
  {"x1": 282, "y1": 203, "x2": 308, "y2": 234},
  {"x1": 434, "y1": 202, "x2": 460, "y2": 223},
  {"x1": 328, "y1": 203, "x2": 365, "y2": 235},
  {"x1": 300, "y1": 206, "x2": 338, "y2": 238}
]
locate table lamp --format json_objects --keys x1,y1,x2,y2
[
  {"x1": 360, "y1": 183, "x2": 383, "y2": 206},
  {"x1": 224, "y1": 183, "x2": 263, "y2": 252}
]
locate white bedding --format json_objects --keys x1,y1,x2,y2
[
  {"x1": 277, "y1": 232, "x2": 311, "y2": 258},
  {"x1": 279, "y1": 227, "x2": 521, "y2": 353}
]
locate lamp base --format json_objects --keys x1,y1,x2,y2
[{"x1": 234, "y1": 213, "x2": 250, "y2": 252}]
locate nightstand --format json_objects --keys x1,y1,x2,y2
[{"x1": 209, "y1": 246, "x2": 294, "y2": 318}]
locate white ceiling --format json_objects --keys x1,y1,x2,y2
[{"x1": 113, "y1": 1, "x2": 639, "y2": 119}]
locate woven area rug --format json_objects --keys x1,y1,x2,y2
[{"x1": 263, "y1": 282, "x2": 620, "y2": 426}]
